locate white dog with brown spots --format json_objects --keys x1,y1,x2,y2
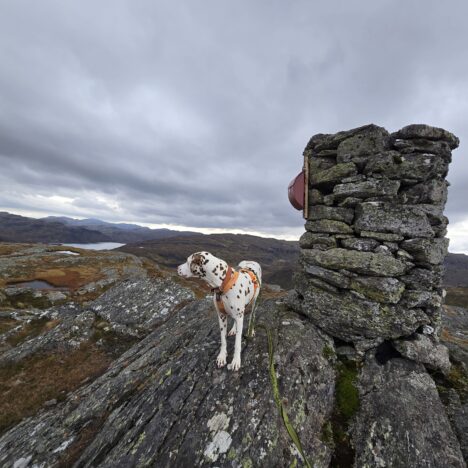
[{"x1": 177, "y1": 252, "x2": 261, "y2": 371}]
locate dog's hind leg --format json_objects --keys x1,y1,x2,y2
[
  {"x1": 215, "y1": 308, "x2": 228, "y2": 368},
  {"x1": 247, "y1": 290, "x2": 260, "y2": 338},
  {"x1": 228, "y1": 321, "x2": 236, "y2": 336},
  {"x1": 247, "y1": 301, "x2": 256, "y2": 338},
  {"x1": 228, "y1": 314, "x2": 244, "y2": 371}
]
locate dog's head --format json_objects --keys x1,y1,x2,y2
[{"x1": 177, "y1": 251, "x2": 212, "y2": 279}]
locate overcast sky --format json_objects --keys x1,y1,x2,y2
[{"x1": 1, "y1": 1, "x2": 467, "y2": 248}]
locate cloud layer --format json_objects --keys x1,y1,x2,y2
[{"x1": 1, "y1": 1, "x2": 467, "y2": 244}]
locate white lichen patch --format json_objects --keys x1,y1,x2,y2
[
  {"x1": 207, "y1": 412, "x2": 230, "y2": 433},
  {"x1": 204, "y1": 431, "x2": 232, "y2": 462},
  {"x1": 52, "y1": 437, "x2": 74, "y2": 453},
  {"x1": 13, "y1": 456, "x2": 32, "y2": 468}
]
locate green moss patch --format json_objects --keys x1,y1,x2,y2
[
  {"x1": 335, "y1": 360, "x2": 359, "y2": 420},
  {"x1": 328, "y1": 357, "x2": 360, "y2": 467}
]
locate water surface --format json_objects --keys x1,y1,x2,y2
[
  {"x1": 9, "y1": 280, "x2": 62, "y2": 290},
  {"x1": 61, "y1": 242, "x2": 125, "y2": 250}
]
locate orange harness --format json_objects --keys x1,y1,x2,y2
[{"x1": 213, "y1": 266, "x2": 259, "y2": 314}]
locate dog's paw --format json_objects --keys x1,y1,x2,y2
[
  {"x1": 216, "y1": 352, "x2": 227, "y2": 368},
  {"x1": 227, "y1": 355, "x2": 241, "y2": 371},
  {"x1": 228, "y1": 326, "x2": 236, "y2": 336}
]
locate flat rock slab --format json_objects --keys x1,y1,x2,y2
[
  {"x1": 392, "y1": 124, "x2": 459, "y2": 149},
  {"x1": 355, "y1": 202, "x2": 434, "y2": 239},
  {"x1": 353, "y1": 356, "x2": 465, "y2": 468},
  {"x1": 300, "y1": 248, "x2": 409, "y2": 277},
  {"x1": 292, "y1": 274, "x2": 429, "y2": 343},
  {"x1": 90, "y1": 278, "x2": 194, "y2": 334},
  {"x1": 0, "y1": 298, "x2": 336, "y2": 468}
]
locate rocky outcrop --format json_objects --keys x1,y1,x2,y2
[
  {"x1": 0, "y1": 296, "x2": 337, "y2": 468},
  {"x1": 353, "y1": 354, "x2": 464, "y2": 467},
  {"x1": 0, "y1": 278, "x2": 194, "y2": 366},
  {"x1": 292, "y1": 124, "x2": 458, "y2": 369},
  {"x1": 0, "y1": 250, "x2": 466, "y2": 465}
]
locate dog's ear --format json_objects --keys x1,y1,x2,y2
[{"x1": 190, "y1": 253, "x2": 205, "y2": 273}]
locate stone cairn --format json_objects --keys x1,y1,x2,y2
[{"x1": 291, "y1": 124, "x2": 459, "y2": 371}]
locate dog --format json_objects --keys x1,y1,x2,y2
[{"x1": 177, "y1": 252, "x2": 262, "y2": 371}]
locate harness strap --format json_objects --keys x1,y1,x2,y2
[
  {"x1": 219, "y1": 266, "x2": 239, "y2": 293},
  {"x1": 214, "y1": 267, "x2": 259, "y2": 314}
]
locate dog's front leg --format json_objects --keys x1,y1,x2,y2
[
  {"x1": 216, "y1": 311, "x2": 228, "y2": 367},
  {"x1": 228, "y1": 314, "x2": 244, "y2": 371}
]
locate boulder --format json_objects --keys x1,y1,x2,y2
[
  {"x1": 446, "y1": 390, "x2": 468, "y2": 462},
  {"x1": 353, "y1": 356, "x2": 464, "y2": 468},
  {"x1": 400, "y1": 179, "x2": 448, "y2": 205},
  {"x1": 291, "y1": 276, "x2": 429, "y2": 343},
  {"x1": 401, "y1": 267, "x2": 441, "y2": 290},
  {"x1": 308, "y1": 188, "x2": 324, "y2": 205},
  {"x1": 305, "y1": 219, "x2": 353, "y2": 234},
  {"x1": 354, "y1": 202, "x2": 435, "y2": 239},
  {"x1": 307, "y1": 205, "x2": 354, "y2": 224},
  {"x1": 305, "y1": 124, "x2": 388, "y2": 153},
  {"x1": 304, "y1": 264, "x2": 351, "y2": 289},
  {"x1": 300, "y1": 248, "x2": 409, "y2": 277},
  {"x1": 340, "y1": 237, "x2": 380, "y2": 252},
  {"x1": 333, "y1": 178, "x2": 400, "y2": 199},
  {"x1": 392, "y1": 124, "x2": 459, "y2": 149},
  {"x1": 310, "y1": 162, "x2": 357, "y2": 187},
  {"x1": 392, "y1": 334, "x2": 451, "y2": 373},
  {"x1": 401, "y1": 238, "x2": 449, "y2": 264},
  {"x1": 360, "y1": 230, "x2": 404, "y2": 242},
  {"x1": 364, "y1": 151, "x2": 448, "y2": 181},
  {"x1": 392, "y1": 138, "x2": 453, "y2": 160},
  {"x1": 348, "y1": 276, "x2": 405, "y2": 304},
  {"x1": 336, "y1": 126, "x2": 389, "y2": 164},
  {"x1": 299, "y1": 232, "x2": 337, "y2": 250}
]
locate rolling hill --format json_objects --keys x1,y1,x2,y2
[
  {"x1": 0, "y1": 212, "x2": 109, "y2": 243},
  {"x1": 119, "y1": 233, "x2": 300, "y2": 289}
]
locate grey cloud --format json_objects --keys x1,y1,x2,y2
[{"x1": 0, "y1": 0, "x2": 467, "y2": 239}]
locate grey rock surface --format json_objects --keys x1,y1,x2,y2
[
  {"x1": 354, "y1": 202, "x2": 435, "y2": 238},
  {"x1": 393, "y1": 333, "x2": 451, "y2": 374},
  {"x1": 310, "y1": 162, "x2": 357, "y2": 187},
  {"x1": 296, "y1": 123, "x2": 457, "y2": 361},
  {"x1": 446, "y1": 390, "x2": 468, "y2": 462},
  {"x1": 0, "y1": 305, "x2": 94, "y2": 365},
  {"x1": 392, "y1": 124, "x2": 460, "y2": 149},
  {"x1": 333, "y1": 178, "x2": 400, "y2": 200},
  {"x1": 0, "y1": 298, "x2": 336, "y2": 468},
  {"x1": 292, "y1": 273, "x2": 429, "y2": 343},
  {"x1": 300, "y1": 248, "x2": 409, "y2": 277},
  {"x1": 442, "y1": 305, "x2": 468, "y2": 370},
  {"x1": 90, "y1": 277, "x2": 194, "y2": 335},
  {"x1": 353, "y1": 355, "x2": 465, "y2": 468}
]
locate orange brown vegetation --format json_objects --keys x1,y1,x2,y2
[
  {"x1": 0, "y1": 317, "x2": 18, "y2": 334},
  {"x1": 0, "y1": 342, "x2": 112, "y2": 435},
  {"x1": 444, "y1": 287, "x2": 468, "y2": 308},
  {"x1": 5, "y1": 318, "x2": 60, "y2": 347},
  {"x1": 441, "y1": 328, "x2": 468, "y2": 348}
]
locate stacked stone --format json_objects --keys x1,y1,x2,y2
[{"x1": 292, "y1": 124, "x2": 459, "y2": 370}]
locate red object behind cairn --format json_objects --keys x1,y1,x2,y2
[{"x1": 288, "y1": 171, "x2": 305, "y2": 210}]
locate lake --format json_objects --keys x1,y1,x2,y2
[{"x1": 60, "y1": 242, "x2": 125, "y2": 250}]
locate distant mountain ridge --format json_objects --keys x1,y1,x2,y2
[
  {"x1": 41, "y1": 215, "x2": 198, "y2": 243},
  {"x1": 0, "y1": 212, "x2": 197, "y2": 244},
  {"x1": 0, "y1": 212, "x2": 109, "y2": 243}
]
